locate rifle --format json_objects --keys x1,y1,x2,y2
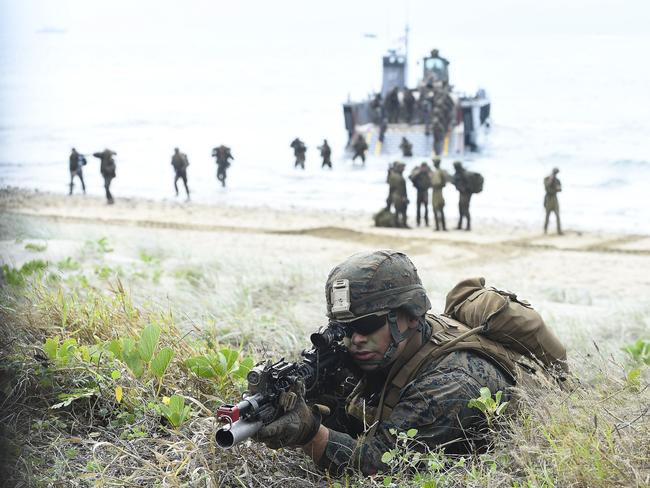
[{"x1": 215, "y1": 323, "x2": 349, "y2": 449}]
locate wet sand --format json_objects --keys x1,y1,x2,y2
[{"x1": 1, "y1": 187, "x2": 649, "y2": 352}]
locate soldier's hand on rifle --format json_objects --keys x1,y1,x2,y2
[{"x1": 253, "y1": 390, "x2": 322, "y2": 449}]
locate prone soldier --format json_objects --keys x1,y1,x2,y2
[{"x1": 249, "y1": 250, "x2": 566, "y2": 476}]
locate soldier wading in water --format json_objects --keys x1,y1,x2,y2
[{"x1": 252, "y1": 250, "x2": 568, "y2": 476}]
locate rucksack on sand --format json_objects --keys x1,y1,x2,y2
[{"x1": 444, "y1": 277, "x2": 568, "y2": 373}]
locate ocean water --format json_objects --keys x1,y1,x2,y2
[{"x1": 1, "y1": 0, "x2": 649, "y2": 233}]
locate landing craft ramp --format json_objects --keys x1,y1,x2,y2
[{"x1": 353, "y1": 123, "x2": 464, "y2": 158}]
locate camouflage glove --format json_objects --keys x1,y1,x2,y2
[{"x1": 254, "y1": 391, "x2": 322, "y2": 449}]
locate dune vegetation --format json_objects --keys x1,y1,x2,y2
[{"x1": 1, "y1": 232, "x2": 648, "y2": 488}]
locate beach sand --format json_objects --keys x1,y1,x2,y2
[{"x1": 2, "y1": 187, "x2": 649, "y2": 353}]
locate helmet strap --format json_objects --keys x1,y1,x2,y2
[{"x1": 380, "y1": 310, "x2": 417, "y2": 367}]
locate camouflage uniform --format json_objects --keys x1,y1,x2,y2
[
  {"x1": 319, "y1": 140, "x2": 332, "y2": 169},
  {"x1": 289, "y1": 138, "x2": 307, "y2": 169},
  {"x1": 68, "y1": 148, "x2": 86, "y2": 195},
  {"x1": 399, "y1": 137, "x2": 413, "y2": 158},
  {"x1": 212, "y1": 145, "x2": 234, "y2": 186},
  {"x1": 432, "y1": 117, "x2": 446, "y2": 156},
  {"x1": 430, "y1": 159, "x2": 447, "y2": 231},
  {"x1": 319, "y1": 347, "x2": 513, "y2": 476},
  {"x1": 171, "y1": 148, "x2": 190, "y2": 198},
  {"x1": 453, "y1": 162, "x2": 472, "y2": 231},
  {"x1": 352, "y1": 136, "x2": 368, "y2": 165},
  {"x1": 93, "y1": 149, "x2": 117, "y2": 204},
  {"x1": 409, "y1": 163, "x2": 432, "y2": 226},
  {"x1": 403, "y1": 89, "x2": 416, "y2": 124},
  {"x1": 544, "y1": 168, "x2": 562, "y2": 235},
  {"x1": 388, "y1": 165, "x2": 408, "y2": 227}
]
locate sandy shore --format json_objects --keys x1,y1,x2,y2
[{"x1": 1, "y1": 187, "x2": 649, "y2": 352}]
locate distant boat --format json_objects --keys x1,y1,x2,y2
[{"x1": 343, "y1": 40, "x2": 491, "y2": 158}]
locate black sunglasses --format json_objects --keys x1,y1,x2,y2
[{"x1": 336, "y1": 314, "x2": 388, "y2": 337}]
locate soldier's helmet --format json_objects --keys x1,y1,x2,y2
[
  {"x1": 552, "y1": 167, "x2": 560, "y2": 174},
  {"x1": 431, "y1": 48, "x2": 439, "y2": 57},
  {"x1": 453, "y1": 161, "x2": 463, "y2": 170},
  {"x1": 325, "y1": 250, "x2": 431, "y2": 323}
]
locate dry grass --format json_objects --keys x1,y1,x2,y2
[{"x1": 0, "y1": 257, "x2": 649, "y2": 487}]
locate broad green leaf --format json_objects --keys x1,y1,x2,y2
[
  {"x1": 111, "y1": 370, "x2": 122, "y2": 380},
  {"x1": 234, "y1": 357, "x2": 254, "y2": 380},
  {"x1": 496, "y1": 401, "x2": 510, "y2": 416},
  {"x1": 185, "y1": 356, "x2": 216, "y2": 378},
  {"x1": 123, "y1": 344, "x2": 145, "y2": 378},
  {"x1": 79, "y1": 345, "x2": 91, "y2": 363},
  {"x1": 406, "y1": 428, "x2": 418, "y2": 438},
  {"x1": 151, "y1": 347, "x2": 174, "y2": 379},
  {"x1": 44, "y1": 337, "x2": 59, "y2": 360},
  {"x1": 107, "y1": 339, "x2": 122, "y2": 360},
  {"x1": 138, "y1": 324, "x2": 161, "y2": 363},
  {"x1": 383, "y1": 476, "x2": 392, "y2": 486},
  {"x1": 209, "y1": 352, "x2": 228, "y2": 377},
  {"x1": 381, "y1": 451, "x2": 394, "y2": 464},
  {"x1": 479, "y1": 387, "x2": 491, "y2": 400},
  {"x1": 220, "y1": 348, "x2": 240, "y2": 371}
]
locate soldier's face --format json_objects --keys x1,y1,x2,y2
[{"x1": 345, "y1": 315, "x2": 413, "y2": 371}]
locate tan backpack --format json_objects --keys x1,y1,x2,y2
[{"x1": 444, "y1": 277, "x2": 568, "y2": 373}]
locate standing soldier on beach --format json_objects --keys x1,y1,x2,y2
[
  {"x1": 93, "y1": 149, "x2": 117, "y2": 204},
  {"x1": 409, "y1": 162, "x2": 432, "y2": 226},
  {"x1": 452, "y1": 161, "x2": 472, "y2": 231},
  {"x1": 544, "y1": 167, "x2": 563, "y2": 235},
  {"x1": 171, "y1": 147, "x2": 190, "y2": 199},
  {"x1": 212, "y1": 145, "x2": 234, "y2": 187},
  {"x1": 399, "y1": 137, "x2": 413, "y2": 158},
  {"x1": 290, "y1": 138, "x2": 307, "y2": 169},
  {"x1": 68, "y1": 148, "x2": 86, "y2": 195},
  {"x1": 389, "y1": 162, "x2": 409, "y2": 227},
  {"x1": 431, "y1": 157, "x2": 448, "y2": 231},
  {"x1": 318, "y1": 139, "x2": 332, "y2": 169}
]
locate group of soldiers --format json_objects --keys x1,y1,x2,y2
[
  {"x1": 68, "y1": 145, "x2": 564, "y2": 235},
  {"x1": 370, "y1": 85, "x2": 454, "y2": 155},
  {"x1": 290, "y1": 137, "x2": 369, "y2": 168},
  {"x1": 67, "y1": 145, "x2": 235, "y2": 203},
  {"x1": 377, "y1": 160, "x2": 564, "y2": 234},
  {"x1": 378, "y1": 158, "x2": 479, "y2": 231}
]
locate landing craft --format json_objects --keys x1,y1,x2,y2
[{"x1": 343, "y1": 47, "x2": 491, "y2": 158}]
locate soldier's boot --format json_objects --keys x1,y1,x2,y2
[
  {"x1": 80, "y1": 175, "x2": 86, "y2": 194},
  {"x1": 457, "y1": 216, "x2": 462, "y2": 230},
  {"x1": 69, "y1": 181, "x2": 74, "y2": 195},
  {"x1": 466, "y1": 214, "x2": 471, "y2": 231},
  {"x1": 556, "y1": 213, "x2": 563, "y2": 235},
  {"x1": 424, "y1": 207, "x2": 429, "y2": 226},
  {"x1": 416, "y1": 206, "x2": 421, "y2": 226},
  {"x1": 441, "y1": 209, "x2": 447, "y2": 231},
  {"x1": 174, "y1": 179, "x2": 179, "y2": 197}
]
